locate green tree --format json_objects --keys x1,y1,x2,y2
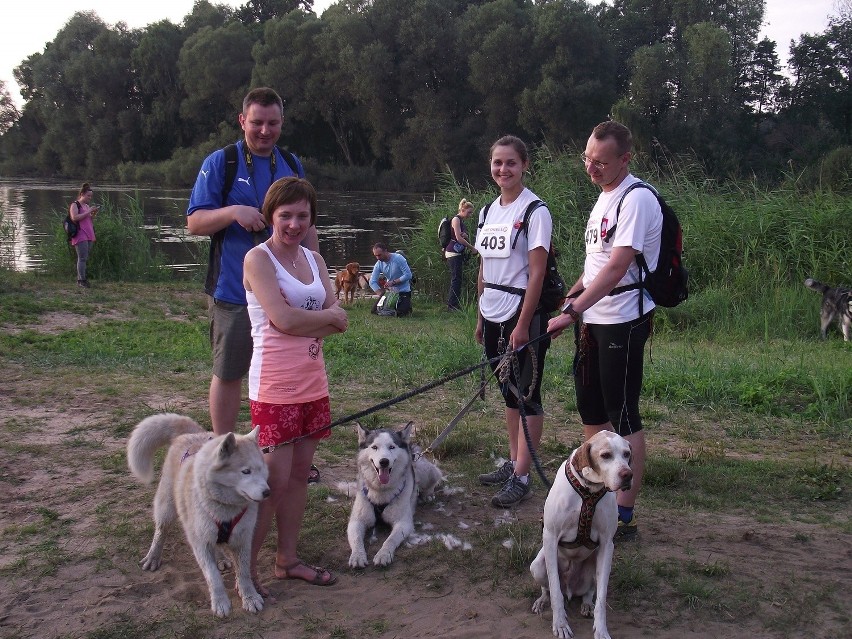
[
  {"x1": 132, "y1": 20, "x2": 188, "y2": 160},
  {"x1": 743, "y1": 38, "x2": 786, "y2": 117},
  {"x1": 178, "y1": 22, "x2": 255, "y2": 144},
  {"x1": 461, "y1": 0, "x2": 534, "y2": 138},
  {"x1": 236, "y1": 0, "x2": 312, "y2": 23},
  {"x1": 519, "y1": 0, "x2": 617, "y2": 148},
  {"x1": 0, "y1": 81, "x2": 19, "y2": 134}
]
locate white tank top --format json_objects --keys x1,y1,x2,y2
[{"x1": 257, "y1": 243, "x2": 326, "y2": 310}]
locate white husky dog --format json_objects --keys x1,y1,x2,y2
[
  {"x1": 347, "y1": 422, "x2": 442, "y2": 568},
  {"x1": 127, "y1": 413, "x2": 270, "y2": 617}
]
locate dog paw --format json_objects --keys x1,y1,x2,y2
[
  {"x1": 580, "y1": 602, "x2": 593, "y2": 618},
  {"x1": 552, "y1": 615, "x2": 574, "y2": 639},
  {"x1": 593, "y1": 627, "x2": 611, "y2": 639},
  {"x1": 372, "y1": 549, "x2": 394, "y2": 566},
  {"x1": 211, "y1": 596, "x2": 232, "y2": 618},
  {"x1": 140, "y1": 555, "x2": 161, "y2": 571},
  {"x1": 348, "y1": 551, "x2": 368, "y2": 569},
  {"x1": 241, "y1": 592, "x2": 264, "y2": 614},
  {"x1": 532, "y1": 595, "x2": 549, "y2": 614}
]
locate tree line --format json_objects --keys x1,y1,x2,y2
[{"x1": 0, "y1": 0, "x2": 849, "y2": 191}]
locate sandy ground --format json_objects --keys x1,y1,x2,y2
[
  {"x1": 0, "y1": 301, "x2": 849, "y2": 639},
  {"x1": 1, "y1": 401, "x2": 850, "y2": 639}
]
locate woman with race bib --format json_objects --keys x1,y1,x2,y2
[{"x1": 474, "y1": 135, "x2": 553, "y2": 508}]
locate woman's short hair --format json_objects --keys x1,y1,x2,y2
[
  {"x1": 458, "y1": 198, "x2": 474, "y2": 213},
  {"x1": 490, "y1": 135, "x2": 529, "y2": 166},
  {"x1": 261, "y1": 177, "x2": 317, "y2": 226}
]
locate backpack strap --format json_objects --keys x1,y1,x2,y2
[
  {"x1": 605, "y1": 181, "x2": 660, "y2": 316},
  {"x1": 478, "y1": 199, "x2": 544, "y2": 248},
  {"x1": 481, "y1": 199, "x2": 546, "y2": 297},
  {"x1": 221, "y1": 143, "x2": 239, "y2": 205}
]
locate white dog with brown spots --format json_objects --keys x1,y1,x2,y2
[{"x1": 530, "y1": 430, "x2": 633, "y2": 639}]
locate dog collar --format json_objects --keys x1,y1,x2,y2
[
  {"x1": 559, "y1": 456, "x2": 609, "y2": 550},
  {"x1": 215, "y1": 508, "x2": 248, "y2": 544}
]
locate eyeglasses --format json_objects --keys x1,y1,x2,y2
[{"x1": 580, "y1": 153, "x2": 609, "y2": 171}]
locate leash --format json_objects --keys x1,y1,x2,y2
[
  {"x1": 506, "y1": 345, "x2": 552, "y2": 490},
  {"x1": 265, "y1": 331, "x2": 554, "y2": 452}
]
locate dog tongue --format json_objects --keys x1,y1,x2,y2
[{"x1": 379, "y1": 467, "x2": 391, "y2": 484}]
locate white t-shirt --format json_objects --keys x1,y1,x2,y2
[
  {"x1": 478, "y1": 188, "x2": 553, "y2": 323},
  {"x1": 582, "y1": 175, "x2": 662, "y2": 324}
]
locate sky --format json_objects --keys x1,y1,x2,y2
[{"x1": 0, "y1": 0, "x2": 842, "y2": 108}]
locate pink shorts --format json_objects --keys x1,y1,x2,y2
[{"x1": 250, "y1": 397, "x2": 331, "y2": 449}]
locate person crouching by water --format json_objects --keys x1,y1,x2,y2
[
  {"x1": 243, "y1": 177, "x2": 348, "y2": 593},
  {"x1": 445, "y1": 198, "x2": 479, "y2": 311},
  {"x1": 369, "y1": 242, "x2": 413, "y2": 316},
  {"x1": 70, "y1": 183, "x2": 100, "y2": 288}
]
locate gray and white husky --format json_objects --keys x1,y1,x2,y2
[
  {"x1": 127, "y1": 413, "x2": 270, "y2": 617},
  {"x1": 347, "y1": 422, "x2": 442, "y2": 568},
  {"x1": 805, "y1": 278, "x2": 852, "y2": 341}
]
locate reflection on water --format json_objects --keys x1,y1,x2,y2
[{"x1": 0, "y1": 178, "x2": 427, "y2": 274}]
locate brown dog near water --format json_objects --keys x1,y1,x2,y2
[{"x1": 335, "y1": 262, "x2": 361, "y2": 304}]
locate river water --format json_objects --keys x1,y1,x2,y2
[{"x1": 0, "y1": 178, "x2": 427, "y2": 274}]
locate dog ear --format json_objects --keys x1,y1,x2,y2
[
  {"x1": 246, "y1": 425, "x2": 261, "y2": 442},
  {"x1": 356, "y1": 422, "x2": 369, "y2": 446},
  {"x1": 218, "y1": 432, "x2": 237, "y2": 461},
  {"x1": 577, "y1": 440, "x2": 606, "y2": 484},
  {"x1": 574, "y1": 441, "x2": 591, "y2": 470},
  {"x1": 399, "y1": 421, "x2": 414, "y2": 443}
]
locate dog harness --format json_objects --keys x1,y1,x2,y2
[
  {"x1": 559, "y1": 456, "x2": 609, "y2": 550},
  {"x1": 215, "y1": 508, "x2": 248, "y2": 544},
  {"x1": 364, "y1": 477, "x2": 408, "y2": 523},
  {"x1": 177, "y1": 440, "x2": 247, "y2": 544}
]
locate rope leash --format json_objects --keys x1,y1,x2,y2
[{"x1": 263, "y1": 330, "x2": 555, "y2": 453}]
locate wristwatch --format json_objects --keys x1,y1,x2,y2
[{"x1": 561, "y1": 302, "x2": 580, "y2": 321}]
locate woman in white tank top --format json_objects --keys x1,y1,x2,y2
[{"x1": 243, "y1": 177, "x2": 348, "y2": 592}]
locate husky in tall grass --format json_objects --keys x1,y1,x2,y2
[
  {"x1": 127, "y1": 413, "x2": 270, "y2": 617},
  {"x1": 347, "y1": 422, "x2": 442, "y2": 568},
  {"x1": 805, "y1": 278, "x2": 852, "y2": 341}
]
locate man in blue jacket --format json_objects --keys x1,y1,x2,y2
[{"x1": 187, "y1": 87, "x2": 318, "y2": 436}]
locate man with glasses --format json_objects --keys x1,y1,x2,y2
[{"x1": 547, "y1": 120, "x2": 662, "y2": 540}]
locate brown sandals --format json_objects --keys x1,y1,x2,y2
[{"x1": 275, "y1": 560, "x2": 337, "y2": 586}]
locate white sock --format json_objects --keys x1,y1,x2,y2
[{"x1": 517, "y1": 474, "x2": 529, "y2": 485}]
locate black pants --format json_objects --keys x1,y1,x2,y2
[
  {"x1": 371, "y1": 291, "x2": 412, "y2": 316},
  {"x1": 574, "y1": 312, "x2": 653, "y2": 435},
  {"x1": 482, "y1": 309, "x2": 550, "y2": 415},
  {"x1": 446, "y1": 254, "x2": 464, "y2": 309}
]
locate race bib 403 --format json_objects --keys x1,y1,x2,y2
[{"x1": 478, "y1": 223, "x2": 513, "y2": 258}]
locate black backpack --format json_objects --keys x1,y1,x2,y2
[
  {"x1": 204, "y1": 144, "x2": 304, "y2": 297},
  {"x1": 63, "y1": 201, "x2": 80, "y2": 240},
  {"x1": 606, "y1": 182, "x2": 688, "y2": 311},
  {"x1": 437, "y1": 214, "x2": 454, "y2": 249},
  {"x1": 479, "y1": 199, "x2": 566, "y2": 313}
]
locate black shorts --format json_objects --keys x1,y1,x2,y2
[
  {"x1": 483, "y1": 310, "x2": 550, "y2": 415},
  {"x1": 573, "y1": 312, "x2": 653, "y2": 435}
]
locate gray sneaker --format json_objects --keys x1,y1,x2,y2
[
  {"x1": 491, "y1": 475, "x2": 531, "y2": 508},
  {"x1": 479, "y1": 460, "x2": 514, "y2": 486}
]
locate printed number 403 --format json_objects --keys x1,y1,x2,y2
[{"x1": 480, "y1": 236, "x2": 506, "y2": 251}]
